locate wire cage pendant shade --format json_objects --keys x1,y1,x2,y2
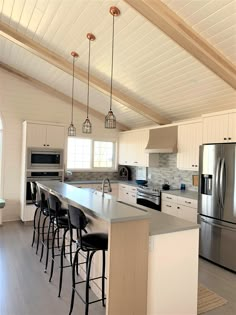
[
  {"x1": 82, "y1": 33, "x2": 95, "y2": 134},
  {"x1": 105, "y1": 6, "x2": 120, "y2": 129},
  {"x1": 68, "y1": 51, "x2": 79, "y2": 136}
]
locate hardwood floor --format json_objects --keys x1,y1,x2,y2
[{"x1": 0, "y1": 221, "x2": 235, "y2": 315}]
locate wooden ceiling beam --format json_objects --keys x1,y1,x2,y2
[
  {"x1": 124, "y1": 0, "x2": 236, "y2": 90},
  {"x1": 0, "y1": 21, "x2": 170, "y2": 125},
  {"x1": 0, "y1": 62, "x2": 129, "y2": 131}
]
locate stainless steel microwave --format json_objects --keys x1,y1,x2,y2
[{"x1": 27, "y1": 148, "x2": 64, "y2": 169}]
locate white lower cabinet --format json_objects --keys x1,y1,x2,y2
[
  {"x1": 161, "y1": 193, "x2": 197, "y2": 223},
  {"x1": 118, "y1": 183, "x2": 137, "y2": 205}
]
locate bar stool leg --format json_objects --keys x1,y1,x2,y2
[
  {"x1": 85, "y1": 251, "x2": 96, "y2": 315},
  {"x1": 31, "y1": 206, "x2": 39, "y2": 247},
  {"x1": 102, "y1": 250, "x2": 106, "y2": 307},
  {"x1": 49, "y1": 227, "x2": 58, "y2": 282},
  {"x1": 40, "y1": 216, "x2": 48, "y2": 262},
  {"x1": 58, "y1": 228, "x2": 68, "y2": 297},
  {"x1": 36, "y1": 210, "x2": 42, "y2": 254},
  {"x1": 44, "y1": 219, "x2": 53, "y2": 271},
  {"x1": 69, "y1": 248, "x2": 80, "y2": 315}
]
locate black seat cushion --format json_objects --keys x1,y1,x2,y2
[
  {"x1": 55, "y1": 216, "x2": 69, "y2": 227},
  {"x1": 81, "y1": 233, "x2": 108, "y2": 251}
]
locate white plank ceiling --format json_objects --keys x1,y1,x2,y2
[{"x1": 0, "y1": 0, "x2": 235, "y2": 129}]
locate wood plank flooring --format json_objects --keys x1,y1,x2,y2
[{"x1": 0, "y1": 221, "x2": 235, "y2": 315}]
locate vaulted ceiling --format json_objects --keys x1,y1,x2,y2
[{"x1": 0, "y1": 0, "x2": 235, "y2": 130}]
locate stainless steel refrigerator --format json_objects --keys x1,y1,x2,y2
[{"x1": 198, "y1": 143, "x2": 236, "y2": 272}]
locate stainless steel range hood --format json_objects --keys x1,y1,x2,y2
[{"x1": 145, "y1": 126, "x2": 177, "y2": 153}]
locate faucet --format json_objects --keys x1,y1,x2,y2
[{"x1": 102, "y1": 178, "x2": 112, "y2": 197}]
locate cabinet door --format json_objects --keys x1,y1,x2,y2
[
  {"x1": 228, "y1": 112, "x2": 236, "y2": 142},
  {"x1": 46, "y1": 125, "x2": 65, "y2": 148},
  {"x1": 203, "y1": 114, "x2": 229, "y2": 144},
  {"x1": 118, "y1": 184, "x2": 129, "y2": 202},
  {"x1": 177, "y1": 122, "x2": 202, "y2": 170},
  {"x1": 132, "y1": 130, "x2": 149, "y2": 167},
  {"x1": 119, "y1": 133, "x2": 129, "y2": 165},
  {"x1": 177, "y1": 205, "x2": 197, "y2": 223},
  {"x1": 161, "y1": 201, "x2": 178, "y2": 217},
  {"x1": 26, "y1": 124, "x2": 47, "y2": 147}
]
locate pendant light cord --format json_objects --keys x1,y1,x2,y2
[
  {"x1": 71, "y1": 56, "x2": 75, "y2": 124},
  {"x1": 109, "y1": 15, "x2": 115, "y2": 111},
  {"x1": 87, "y1": 39, "x2": 91, "y2": 119}
]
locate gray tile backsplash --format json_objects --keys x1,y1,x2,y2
[
  {"x1": 66, "y1": 171, "x2": 119, "y2": 182},
  {"x1": 68, "y1": 154, "x2": 198, "y2": 191},
  {"x1": 131, "y1": 154, "x2": 198, "y2": 191}
]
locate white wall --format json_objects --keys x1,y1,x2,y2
[{"x1": 0, "y1": 69, "x2": 119, "y2": 222}]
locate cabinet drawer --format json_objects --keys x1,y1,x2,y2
[
  {"x1": 177, "y1": 205, "x2": 197, "y2": 223},
  {"x1": 162, "y1": 201, "x2": 178, "y2": 216},
  {"x1": 162, "y1": 193, "x2": 178, "y2": 203},
  {"x1": 177, "y1": 197, "x2": 197, "y2": 209},
  {"x1": 127, "y1": 186, "x2": 137, "y2": 193}
]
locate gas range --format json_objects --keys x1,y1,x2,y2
[
  {"x1": 136, "y1": 185, "x2": 161, "y2": 211},
  {"x1": 137, "y1": 185, "x2": 161, "y2": 197}
]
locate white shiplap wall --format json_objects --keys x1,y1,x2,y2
[{"x1": 0, "y1": 68, "x2": 119, "y2": 222}]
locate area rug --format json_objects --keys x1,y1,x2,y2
[{"x1": 198, "y1": 284, "x2": 227, "y2": 314}]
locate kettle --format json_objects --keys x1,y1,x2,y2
[{"x1": 162, "y1": 181, "x2": 170, "y2": 190}]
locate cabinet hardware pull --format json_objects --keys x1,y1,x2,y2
[
  {"x1": 228, "y1": 137, "x2": 231, "y2": 140},
  {"x1": 166, "y1": 205, "x2": 172, "y2": 208},
  {"x1": 195, "y1": 165, "x2": 197, "y2": 167},
  {"x1": 224, "y1": 137, "x2": 227, "y2": 140},
  {"x1": 166, "y1": 197, "x2": 172, "y2": 199},
  {"x1": 192, "y1": 164, "x2": 194, "y2": 167},
  {"x1": 177, "y1": 206, "x2": 180, "y2": 209},
  {"x1": 134, "y1": 161, "x2": 138, "y2": 163},
  {"x1": 185, "y1": 201, "x2": 191, "y2": 204}
]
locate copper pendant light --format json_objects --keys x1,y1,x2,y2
[
  {"x1": 68, "y1": 51, "x2": 79, "y2": 136},
  {"x1": 82, "y1": 33, "x2": 95, "y2": 134},
  {"x1": 105, "y1": 6, "x2": 120, "y2": 129}
]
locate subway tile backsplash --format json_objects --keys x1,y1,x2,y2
[
  {"x1": 132, "y1": 154, "x2": 198, "y2": 191},
  {"x1": 66, "y1": 171, "x2": 119, "y2": 181},
  {"x1": 68, "y1": 154, "x2": 198, "y2": 191}
]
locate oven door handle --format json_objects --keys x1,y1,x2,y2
[{"x1": 137, "y1": 195, "x2": 159, "y2": 203}]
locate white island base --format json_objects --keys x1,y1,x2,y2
[{"x1": 147, "y1": 228, "x2": 199, "y2": 315}]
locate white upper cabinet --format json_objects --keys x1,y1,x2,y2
[
  {"x1": 203, "y1": 111, "x2": 236, "y2": 144},
  {"x1": 119, "y1": 129, "x2": 149, "y2": 167},
  {"x1": 26, "y1": 123, "x2": 65, "y2": 148},
  {"x1": 177, "y1": 121, "x2": 202, "y2": 171},
  {"x1": 228, "y1": 112, "x2": 236, "y2": 142}
]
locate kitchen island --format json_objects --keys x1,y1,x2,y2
[{"x1": 37, "y1": 181, "x2": 199, "y2": 315}]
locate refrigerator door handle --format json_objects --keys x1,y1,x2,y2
[
  {"x1": 215, "y1": 158, "x2": 221, "y2": 206},
  {"x1": 200, "y1": 217, "x2": 236, "y2": 232},
  {"x1": 219, "y1": 158, "x2": 226, "y2": 209}
]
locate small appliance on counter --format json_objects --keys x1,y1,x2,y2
[
  {"x1": 162, "y1": 181, "x2": 170, "y2": 190},
  {"x1": 118, "y1": 166, "x2": 131, "y2": 181}
]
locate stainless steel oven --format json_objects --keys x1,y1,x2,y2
[
  {"x1": 26, "y1": 171, "x2": 63, "y2": 204},
  {"x1": 27, "y1": 148, "x2": 64, "y2": 169},
  {"x1": 136, "y1": 186, "x2": 161, "y2": 211}
]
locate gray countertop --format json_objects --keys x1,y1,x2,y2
[
  {"x1": 37, "y1": 181, "x2": 149, "y2": 223},
  {"x1": 161, "y1": 190, "x2": 198, "y2": 200},
  {"x1": 147, "y1": 208, "x2": 199, "y2": 235},
  {"x1": 65, "y1": 180, "x2": 138, "y2": 186},
  {"x1": 37, "y1": 181, "x2": 199, "y2": 235}
]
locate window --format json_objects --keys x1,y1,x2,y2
[
  {"x1": 94, "y1": 141, "x2": 113, "y2": 168},
  {"x1": 67, "y1": 138, "x2": 92, "y2": 169},
  {"x1": 67, "y1": 137, "x2": 116, "y2": 170}
]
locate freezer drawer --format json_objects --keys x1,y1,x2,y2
[{"x1": 199, "y1": 215, "x2": 236, "y2": 272}]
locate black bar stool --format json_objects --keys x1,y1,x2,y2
[
  {"x1": 47, "y1": 193, "x2": 75, "y2": 297},
  {"x1": 68, "y1": 205, "x2": 108, "y2": 315},
  {"x1": 38, "y1": 186, "x2": 55, "y2": 270},
  {"x1": 30, "y1": 182, "x2": 41, "y2": 248}
]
